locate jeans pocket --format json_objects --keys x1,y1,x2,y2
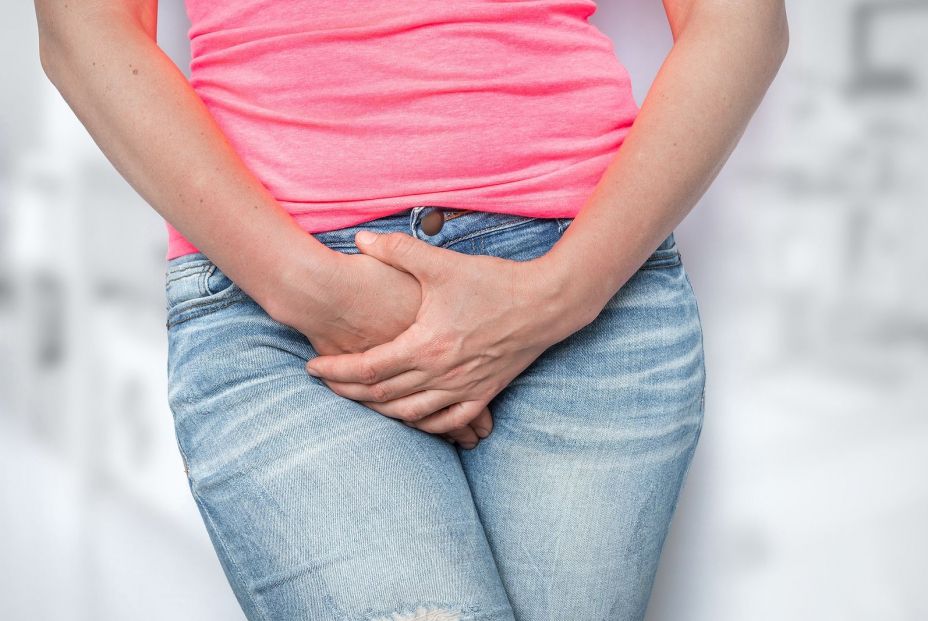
[
  {"x1": 165, "y1": 254, "x2": 243, "y2": 328},
  {"x1": 555, "y1": 219, "x2": 681, "y2": 269},
  {"x1": 639, "y1": 232, "x2": 682, "y2": 270},
  {"x1": 203, "y1": 262, "x2": 235, "y2": 296}
]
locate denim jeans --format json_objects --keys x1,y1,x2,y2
[{"x1": 164, "y1": 206, "x2": 706, "y2": 621}]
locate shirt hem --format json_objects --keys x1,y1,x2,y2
[{"x1": 164, "y1": 191, "x2": 593, "y2": 261}]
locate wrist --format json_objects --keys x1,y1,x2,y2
[
  {"x1": 525, "y1": 244, "x2": 615, "y2": 339},
  {"x1": 259, "y1": 236, "x2": 349, "y2": 325}
]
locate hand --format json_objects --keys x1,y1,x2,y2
[
  {"x1": 268, "y1": 245, "x2": 492, "y2": 448},
  {"x1": 303, "y1": 252, "x2": 422, "y2": 355},
  {"x1": 304, "y1": 230, "x2": 578, "y2": 439}
]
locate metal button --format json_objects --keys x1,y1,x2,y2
[{"x1": 420, "y1": 210, "x2": 444, "y2": 236}]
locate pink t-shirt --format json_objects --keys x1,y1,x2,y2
[{"x1": 166, "y1": 0, "x2": 639, "y2": 260}]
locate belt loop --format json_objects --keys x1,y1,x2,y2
[{"x1": 410, "y1": 205, "x2": 427, "y2": 237}]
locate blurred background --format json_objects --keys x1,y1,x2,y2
[{"x1": 1, "y1": 1, "x2": 925, "y2": 619}]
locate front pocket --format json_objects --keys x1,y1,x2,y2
[
  {"x1": 639, "y1": 246, "x2": 682, "y2": 270},
  {"x1": 165, "y1": 260, "x2": 211, "y2": 309},
  {"x1": 204, "y1": 263, "x2": 235, "y2": 295},
  {"x1": 639, "y1": 233, "x2": 682, "y2": 270},
  {"x1": 165, "y1": 260, "x2": 245, "y2": 328},
  {"x1": 552, "y1": 222, "x2": 682, "y2": 270}
]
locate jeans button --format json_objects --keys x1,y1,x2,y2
[{"x1": 420, "y1": 210, "x2": 444, "y2": 236}]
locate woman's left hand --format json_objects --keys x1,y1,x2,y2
[{"x1": 304, "y1": 229, "x2": 582, "y2": 442}]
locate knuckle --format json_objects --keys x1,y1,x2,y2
[
  {"x1": 369, "y1": 382, "x2": 391, "y2": 403},
  {"x1": 359, "y1": 362, "x2": 379, "y2": 385},
  {"x1": 446, "y1": 416, "x2": 470, "y2": 432},
  {"x1": 395, "y1": 405, "x2": 419, "y2": 422},
  {"x1": 409, "y1": 406, "x2": 431, "y2": 422},
  {"x1": 424, "y1": 333, "x2": 453, "y2": 361}
]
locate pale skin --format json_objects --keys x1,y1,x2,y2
[{"x1": 36, "y1": 0, "x2": 788, "y2": 449}]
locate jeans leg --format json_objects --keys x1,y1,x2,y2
[
  {"x1": 456, "y1": 227, "x2": 706, "y2": 620},
  {"x1": 166, "y1": 265, "x2": 515, "y2": 620}
]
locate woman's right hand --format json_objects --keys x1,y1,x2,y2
[
  {"x1": 301, "y1": 251, "x2": 424, "y2": 356},
  {"x1": 267, "y1": 248, "x2": 493, "y2": 449}
]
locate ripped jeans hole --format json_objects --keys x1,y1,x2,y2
[{"x1": 372, "y1": 606, "x2": 463, "y2": 621}]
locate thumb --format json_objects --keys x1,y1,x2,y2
[{"x1": 355, "y1": 230, "x2": 437, "y2": 277}]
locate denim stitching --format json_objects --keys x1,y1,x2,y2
[
  {"x1": 166, "y1": 259, "x2": 210, "y2": 272},
  {"x1": 197, "y1": 266, "x2": 211, "y2": 296},
  {"x1": 167, "y1": 262, "x2": 207, "y2": 275},
  {"x1": 439, "y1": 216, "x2": 540, "y2": 247},
  {"x1": 165, "y1": 290, "x2": 247, "y2": 329},
  {"x1": 203, "y1": 264, "x2": 234, "y2": 296},
  {"x1": 317, "y1": 216, "x2": 542, "y2": 251},
  {"x1": 638, "y1": 252, "x2": 682, "y2": 270},
  {"x1": 684, "y1": 268, "x2": 707, "y2": 399},
  {"x1": 166, "y1": 263, "x2": 210, "y2": 284}
]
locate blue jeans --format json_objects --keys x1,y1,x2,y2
[{"x1": 164, "y1": 206, "x2": 706, "y2": 621}]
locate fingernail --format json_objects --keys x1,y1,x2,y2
[
  {"x1": 305, "y1": 363, "x2": 321, "y2": 377},
  {"x1": 356, "y1": 230, "x2": 377, "y2": 245},
  {"x1": 474, "y1": 426, "x2": 491, "y2": 438}
]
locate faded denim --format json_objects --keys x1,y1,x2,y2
[{"x1": 164, "y1": 206, "x2": 706, "y2": 621}]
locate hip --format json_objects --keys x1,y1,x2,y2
[{"x1": 164, "y1": 207, "x2": 705, "y2": 407}]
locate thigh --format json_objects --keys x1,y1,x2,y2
[
  {"x1": 165, "y1": 254, "x2": 515, "y2": 621},
  {"x1": 457, "y1": 222, "x2": 706, "y2": 620}
]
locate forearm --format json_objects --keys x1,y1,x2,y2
[
  {"x1": 535, "y1": 1, "x2": 789, "y2": 328},
  {"x1": 35, "y1": 1, "x2": 341, "y2": 318}
]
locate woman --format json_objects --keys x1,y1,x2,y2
[{"x1": 35, "y1": 0, "x2": 787, "y2": 619}]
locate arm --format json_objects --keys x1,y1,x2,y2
[
  {"x1": 300, "y1": 0, "x2": 788, "y2": 438},
  {"x1": 535, "y1": 0, "x2": 789, "y2": 328},
  {"x1": 35, "y1": 0, "x2": 491, "y2": 447},
  {"x1": 33, "y1": 0, "x2": 343, "y2": 322}
]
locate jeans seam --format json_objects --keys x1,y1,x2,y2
[
  {"x1": 638, "y1": 254, "x2": 682, "y2": 270},
  {"x1": 188, "y1": 482, "x2": 271, "y2": 621},
  {"x1": 165, "y1": 292, "x2": 246, "y2": 329},
  {"x1": 685, "y1": 268, "x2": 707, "y2": 401},
  {"x1": 166, "y1": 263, "x2": 210, "y2": 284},
  {"x1": 198, "y1": 267, "x2": 210, "y2": 296}
]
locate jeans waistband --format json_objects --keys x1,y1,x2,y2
[{"x1": 310, "y1": 205, "x2": 547, "y2": 250}]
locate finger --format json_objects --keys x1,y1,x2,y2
[
  {"x1": 305, "y1": 327, "x2": 421, "y2": 384},
  {"x1": 409, "y1": 400, "x2": 486, "y2": 435},
  {"x1": 400, "y1": 421, "x2": 458, "y2": 446},
  {"x1": 359, "y1": 388, "x2": 460, "y2": 423},
  {"x1": 444, "y1": 410, "x2": 491, "y2": 449},
  {"x1": 469, "y1": 407, "x2": 494, "y2": 439},
  {"x1": 444, "y1": 424, "x2": 480, "y2": 450},
  {"x1": 354, "y1": 230, "x2": 442, "y2": 280},
  {"x1": 321, "y1": 367, "x2": 429, "y2": 403},
  {"x1": 409, "y1": 421, "x2": 479, "y2": 450}
]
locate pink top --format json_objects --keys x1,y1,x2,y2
[{"x1": 166, "y1": 0, "x2": 639, "y2": 260}]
